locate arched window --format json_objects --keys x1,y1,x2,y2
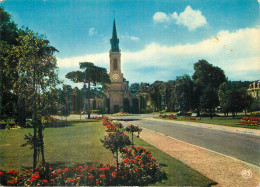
[{"x1": 113, "y1": 59, "x2": 118, "y2": 70}]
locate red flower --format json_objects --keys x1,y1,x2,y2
[
  {"x1": 30, "y1": 178, "x2": 36, "y2": 183},
  {"x1": 7, "y1": 181, "x2": 13, "y2": 185},
  {"x1": 88, "y1": 174, "x2": 94, "y2": 180},
  {"x1": 13, "y1": 171, "x2": 18, "y2": 176},
  {"x1": 57, "y1": 169, "x2": 62, "y2": 174},
  {"x1": 80, "y1": 174, "x2": 85, "y2": 178},
  {"x1": 8, "y1": 170, "x2": 13, "y2": 174},
  {"x1": 50, "y1": 179, "x2": 55, "y2": 182},
  {"x1": 96, "y1": 181, "x2": 99, "y2": 184},
  {"x1": 146, "y1": 162, "x2": 150, "y2": 166},
  {"x1": 104, "y1": 167, "x2": 109, "y2": 171},
  {"x1": 49, "y1": 168, "x2": 52, "y2": 171},
  {"x1": 35, "y1": 175, "x2": 40, "y2": 179},
  {"x1": 141, "y1": 165, "x2": 144, "y2": 168},
  {"x1": 0, "y1": 171, "x2": 4, "y2": 176},
  {"x1": 100, "y1": 174, "x2": 106, "y2": 179},
  {"x1": 112, "y1": 171, "x2": 117, "y2": 178},
  {"x1": 151, "y1": 157, "x2": 156, "y2": 162},
  {"x1": 99, "y1": 168, "x2": 104, "y2": 172},
  {"x1": 52, "y1": 171, "x2": 57, "y2": 176},
  {"x1": 138, "y1": 160, "x2": 143, "y2": 164},
  {"x1": 68, "y1": 179, "x2": 74, "y2": 183},
  {"x1": 64, "y1": 168, "x2": 69, "y2": 172},
  {"x1": 42, "y1": 180, "x2": 48, "y2": 184},
  {"x1": 133, "y1": 167, "x2": 139, "y2": 172},
  {"x1": 78, "y1": 166, "x2": 83, "y2": 171},
  {"x1": 150, "y1": 164, "x2": 154, "y2": 167}
]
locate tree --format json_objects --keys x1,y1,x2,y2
[
  {"x1": 149, "y1": 84, "x2": 161, "y2": 111},
  {"x1": 174, "y1": 75, "x2": 194, "y2": 113},
  {"x1": 66, "y1": 62, "x2": 110, "y2": 119},
  {"x1": 0, "y1": 7, "x2": 19, "y2": 124},
  {"x1": 192, "y1": 60, "x2": 226, "y2": 117},
  {"x1": 13, "y1": 31, "x2": 59, "y2": 170},
  {"x1": 218, "y1": 82, "x2": 253, "y2": 117},
  {"x1": 165, "y1": 80, "x2": 175, "y2": 112},
  {"x1": 200, "y1": 85, "x2": 219, "y2": 119}
]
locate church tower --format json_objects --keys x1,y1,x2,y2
[{"x1": 105, "y1": 19, "x2": 131, "y2": 113}]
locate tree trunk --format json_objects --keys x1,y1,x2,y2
[
  {"x1": 87, "y1": 81, "x2": 91, "y2": 119},
  {"x1": 38, "y1": 120, "x2": 45, "y2": 164},
  {"x1": 33, "y1": 68, "x2": 37, "y2": 171},
  {"x1": 210, "y1": 110, "x2": 213, "y2": 119},
  {"x1": 132, "y1": 131, "x2": 134, "y2": 145},
  {"x1": 116, "y1": 149, "x2": 119, "y2": 171}
]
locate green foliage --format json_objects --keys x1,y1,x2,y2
[
  {"x1": 100, "y1": 131, "x2": 131, "y2": 155},
  {"x1": 149, "y1": 84, "x2": 162, "y2": 111},
  {"x1": 174, "y1": 75, "x2": 193, "y2": 113},
  {"x1": 218, "y1": 81, "x2": 253, "y2": 116},
  {"x1": 66, "y1": 62, "x2": 110, "y2": 118}
]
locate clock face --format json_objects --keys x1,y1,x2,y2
[{"x1": 112, "y1": 74, "x2": 120, "y2": 81}]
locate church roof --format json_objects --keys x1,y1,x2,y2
[{"x1": 110, "y1": 19, "x2": 120, "y2": 52}]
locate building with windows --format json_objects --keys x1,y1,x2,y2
[
  {"x1": 104, "y1": 19, "x2": 138, "y2": 113},
  {"x1": 248, "y1": 80, "x2": 260, "y2": 99}
]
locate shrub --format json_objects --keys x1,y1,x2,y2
[
  {"x1": 100, "y1": 131, "x2": 131, "y2": 168},
  {"x1": 125, "y1": 124, "x2": 142, "y2": 144},
  {"x1": 237, "y1": 116, "x2": 260, "y2": 126}
]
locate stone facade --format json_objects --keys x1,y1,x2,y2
[
  {"x1": 104, "y1": 19, "x2": 135, "y2": 113},
  {"x1": 248, "y1": 80, "x2": 260, "y2": 99}
]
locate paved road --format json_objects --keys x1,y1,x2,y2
[{"x1": 110, "y1": 114, "x2": 260, "y2": 167}]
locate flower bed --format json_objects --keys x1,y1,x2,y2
[
  {"x1": 159, "y1": 114, "x2": 177, "y2": 119},
  {"x1": 180, "y1": 117, "x2": 196, "y2": 120},
  {"x1": 237, "y1": 116, "x2": 260, "y2": 126},
  {"x1": 0, "y1": 117, "x2": 166, "y2": 186}
]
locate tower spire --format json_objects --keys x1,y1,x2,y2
[{"x1": 110, "y1": 19, "x2": 119, "y2": 52}]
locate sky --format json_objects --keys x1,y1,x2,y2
[{"x1": 1, "y1": 0, "x2": 260, "y2": 87}]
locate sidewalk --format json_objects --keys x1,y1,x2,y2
[
  {"x1": 136, "y1": 127, "x2": 260, "y2": 186},
  {"x1": 145, "y1": 117, "x2": 260, "y2": 137},
  {"x1": 120, "y1": 120, "x2": 260, "y2": 186}
]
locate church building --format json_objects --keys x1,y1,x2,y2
[{"x1": 104, "y1": 19, "x2": 137, "y2": 113}]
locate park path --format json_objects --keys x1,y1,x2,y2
[{"x1": 121, "y1": 121, "x2": 260, "y2": 187}]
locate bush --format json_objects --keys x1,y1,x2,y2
[
  {"x1": 237, "y1": 116, "x2": 260, "y2": 126},
  {"x1": 125, "y1": 124, "x2": 142, "y2": 144},
  {"x1": 199, "y1": 113, "x2": 219, "y2": 117}
]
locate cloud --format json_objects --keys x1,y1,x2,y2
[
  {"x1": 171, "y1": 5, "x2": 207, "y2": 31},
  {"x1": 88, "y1": 27, "x2": 97, "y2": 36},
  {"x1": 120, "y1": 33, "x2": 140, "y2": 42},
  {"x1": 57, "y1": 26, "x2": 260, "y2": 83},
  {"x1": 153, "y1": 6, "x2": 207, "y2": 31},
  {"x1": 153, "y1": 12, "x2": 170, "y2": 23}
]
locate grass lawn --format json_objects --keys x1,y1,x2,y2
[
  {"x1": 0, "y1": 119, "x2": 215, "y2": 186},
  {"x1": 125, "y1": 133, "x2": 216, "y2": 186},
  {"x1": 0, "y1": 119, "x2": 114, "y2": 171},
  {"x1": 157, "y1": 116, "x2": 260, "y2": 129}
]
